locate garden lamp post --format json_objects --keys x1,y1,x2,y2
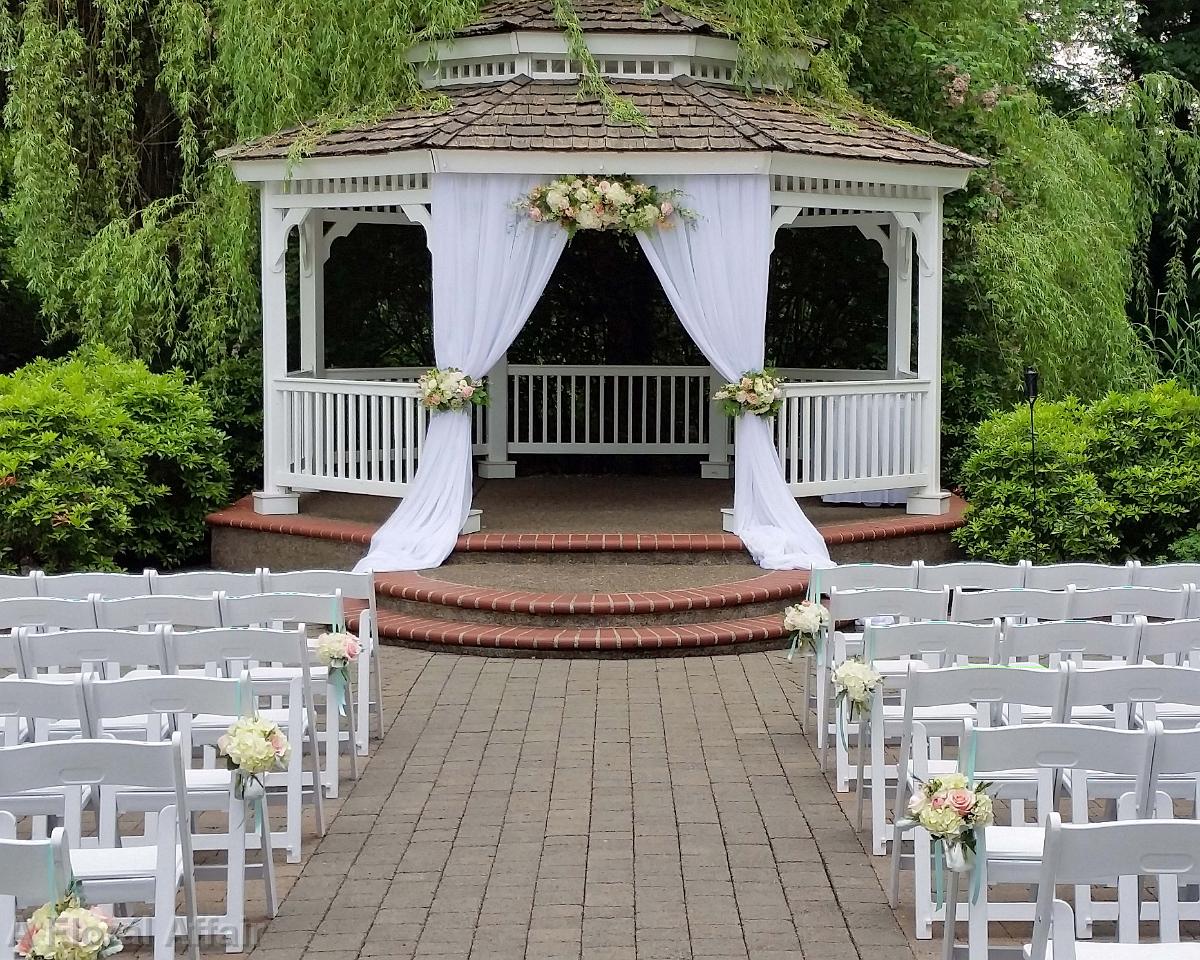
[{"x1": 1024, "y1": 367, "x2": 1039, "y2": 490}]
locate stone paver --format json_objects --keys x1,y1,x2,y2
[{"x1": 228, "y1": 647, "x2": 919, "y2": 960}]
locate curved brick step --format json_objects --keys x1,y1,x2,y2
[
  {"x1": 445, "y1": 532, "x2": 753, "y2": 565},
  {"x1": 372, "y1": 611, "x2": 787, "y2": 653},
  {"x1": 373, "y1": 570, "x2": 808, "y2": 627}
]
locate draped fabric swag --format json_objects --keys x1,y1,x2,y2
[{"x1": 354, "y1": 174, "x2": 567, "y2": 572}]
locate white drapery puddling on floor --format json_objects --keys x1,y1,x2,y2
[
  {"x1": 637, "y1": 174, "x2": 833, "y2": 570},
  {"x1": 354, "y1": 173, "x2": 567, "y2": 572}
]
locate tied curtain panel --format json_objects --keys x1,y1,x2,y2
[
  {"x1": 637, "y1": 174, "x2": 832, "y2": 570},
  {"x1": 354, "y1": 173, "x2": 567, "y2": 573}
]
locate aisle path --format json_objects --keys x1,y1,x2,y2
[{"x1": 245, "y1": 647, "x2": 920, "y2": 960}]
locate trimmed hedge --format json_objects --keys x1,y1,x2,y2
[
  {"x1": 0, "y1": 348, "x2": 231, "y2": 572},
  {"x1": 954, "y1": 382, "x2": 1200, "y2": 563}
]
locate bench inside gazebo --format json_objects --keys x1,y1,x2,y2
[{"x1": 220, "y1": 0, "x2": 983, "y2": 574}]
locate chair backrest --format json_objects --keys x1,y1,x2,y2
[
  {"x1": 1149, "y1": 726, "x2": 1200, "y2": 785},
  {"x1": 87, "y1": 672, "x2": 251, "y2": 744},
  {"x1": 808, "y1": 563, "x2": 919, "y2": 599},
  {"x1": 1132, "y1": 562, "x2": 1200, "y2": 589},
  {"x1": 916, "y1": 561, "x2": 1026, "y2": 591},
  {"x1": 262, "y1": 569, "x2": 373, "y2": 601},
  {"x1": 166, "y1": 626, "x2": 309, "y2": 674},
  {"x1": 1001, "y1": 619, "x2": 1140, "y2": 667},
  {"x1": 0, "y1": 597, "x2": 97, "y2": 631},
  {"x1": 93, "y1": 593, "x2": 221, "y2": 629},
  {"x1": 1070, "y1": 585, "x2": 1190, "y2": 622},
  {"x1": 827, "y1": 586, "x2": 949, "y2": 625},
  {"x1": 904, "y1": 664, "x2": 1068, "y2": 724},
  {"x1": 18, "y1": 626, "x2": 168, "y2": 677},
  {"x1": 1065, "y1": 663, "x2": 1200, "y2": 725},
  {"x1": 149, "y1": 568, "x2": 265, "y2": 596},
  {"x1": 0, "y1": 573, "x2": 38, "y2": 601},
  {"x1": 0, "y1": 815, "x2": 74, "y2": 908},
  {"x1": 863, "y1": 620, "x2": 1001, "y2": 666},
  {"x1": 1030, "y1": 815, "x2": 1200, "y2": 959},
  {"x1": 966, "y1": 721, "x2": 1154, "y2": 818},
  {"x1": 34, "y1": 570, "x2": 154, "y2": 599},
  {"x1": 950, "y1": 587, "x2": 1072, "y2": 624},
  {"x1": 1024, "y1": 562, "x2": 1135, "y2": 591},
  {"x1": 219, "y1": 591, "x2": 345, "y2": 630},
  {"x1": 0, "y1": 734, "x2": 189, "y2": 799},
  {"x1": 0, "y1": 632, "x2": 23, "y2": 676},
  {"x1": 1137, "y1": 618, "x2": 1200, "y2": 665},
  {"x1": 0, "y1": 674, "x2": 88, "y2": 745}
]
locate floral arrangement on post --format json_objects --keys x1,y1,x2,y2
[
  {"x1": 516, "y1": 175, "x2": 693, "y2": 236},
  {"x1": 218, "y1": 715, "x2": 291, "y2": 800},
  {"x1": 317, "y1": 631, "x2": 360, "y2": 710},
  {"x1": 417, "y1": 368, "x2": 488, "y2": 413},
  {"x1": 782, "y1": 599, "x2": 829, "y2": 661},
  {"x1": 831, "y1": 657, "x2": 882, "y2": 724},
  {"x1": 712, "y1": 371, "x2": 784, "y2": 418},
  {"x1": 18, "y1": 884, "x2": 126, "y2": 959},
  {"x1": 900, "y1": 773, "x2": 994, "y2": 874}
]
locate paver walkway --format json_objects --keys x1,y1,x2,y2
[{"x1": 244, "y1": 646, "x2": 920, "y2": 960}]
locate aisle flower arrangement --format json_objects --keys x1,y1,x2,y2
[
  {"x1": 900, "y1": 773, "x2": 994, "y2": 872},
  {"x1": 418, "y1": 368, "x2": 488, "y2": 413},
  {"x1": 831, "y1": 656, "x2": 882, "y2": 722},
  {"x1": 317, "y1": 631, "x2": 360, "y2": 678},
  {"x1": 713, "y1": 371, "x2": 784, "y2": 417},
  {"x1": 516, "y1": 175, "x2": 693, "y2": 236},
  {"x1": 218, "y1": 715, "x2": 291, "y2": 799},
  {"x1": 782, "y1": 599, "x2": 829, "y2": 660},
  {"x1": 18, "y1": 885, "x2": 126, "y2": 959}
]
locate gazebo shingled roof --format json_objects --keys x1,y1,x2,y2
[
  {"x1": 219, "y1": 76, "x2": 984, "y2": 169},
  {"x1": 458, "y1": 0, "x2": 720, "y2": 37}
]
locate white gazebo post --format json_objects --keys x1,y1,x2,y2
[
  {"x1": 253, "y1": 189, "x2": 300, "y2": 515},
  {"x1": 479, "y1": 353, "x2": 516, "y2": 478},
  {"x1": 887, "y1": 219, "x2": 913, "y2": 378},
  {"x1": 299, "y1": 213, "x2": 326, "y2": 376},
  {"x1": 702, "y1": 368, "x2": 732, "y2": 479},
  {"x1": 906, "y1": 193, "x2": 949, "y2": 516}
]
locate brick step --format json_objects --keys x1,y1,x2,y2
[
  {"x1": 444, "y1": 532, "x2": 753, "y2": 565},
  {"x1": 371, "y1": 611, "x2": 788, "y2": 653},
  {"x1": 372, "y1": 570, "x2": 808, "y2": 627}
]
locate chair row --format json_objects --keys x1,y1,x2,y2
[{"x1": 811, "y1": 559, "x2": 1200, "y2": 594}]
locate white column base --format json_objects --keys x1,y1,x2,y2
[
  {"x1": 720, "y1": 507, "x2": 735, "y2": 533},
  {"x1": 461, "y1": 509, "x2": 483, "y2": 535},
  {"x1": 906, "y1": 491, "x2": 950, "y2": 516},
  {"x1": 252, "y1": 491, "x2": 300, "y2": 515},
  {"x1": 477, "y1": 461, "x2": 517, "y2": 479},
  {"x1": 701, "y1": 461, "x2": 732, "y2": 480}
]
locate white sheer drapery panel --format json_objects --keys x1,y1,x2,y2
[
  {"x1": 637, "y1": 174, "x2": 832, "y2": 570},
  {"x1": 355, "y1": 174, "x2": 568, "y2": 572},
  {"x1": 822, "y1": 393, "x2": 909, "y2": 506}
]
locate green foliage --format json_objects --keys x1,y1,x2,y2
[
  {"x1": 954, "y1": 382, "x2": 1200, "y2": 563},
  {"x1": 0, "y1": 348, "x2": 231, "y2": 572},
  {"x1": 1168, "y1": 528, "x2": 1200, "y2": 564},
  {"x1": 196, "y1": 350, "x2": 263, "y2": 497}
]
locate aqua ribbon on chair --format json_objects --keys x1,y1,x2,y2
[
  {"x1": 962, "y1": 725, "x2": 985, "y2": 905},
  {"x1": 330, "y1": 664, "x2": 349, "y2": 717}
]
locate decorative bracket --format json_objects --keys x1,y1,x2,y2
[
  {"x1": 321, "y1": 221, "x2": 357, "y2": 265},
  {"x1": 893, "y1": 211, "x2": 936, "y2": 278},
  {"x1": 856, "y1": 222, "x2": 893, "y2": 268},
  {"x1": 269, "y1": 206, "x2": 311, "y2": 274},
  {"x1": 401, "y1": 203, "x2": 432, "y2": 232}
]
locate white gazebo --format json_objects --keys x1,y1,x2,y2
[{"x1": 221, "y1": 0, "x2": 984, "y2": 573}]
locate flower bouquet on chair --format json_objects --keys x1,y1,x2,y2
[
  {"x1": 218, "y1": 715, "x2": 291, "y2": 801},
  {"x1": 900, "y1": 773, "x2": 994, "y2": 874},
  {"x1": 782, "y1": 599, "x2": 829, "y2": 662},
  {"x1": 18, "y1": 883, "x2": 127, "y2": 959},
  {"x1": 317, "y1": 630, "x2": 360, "y2": 711}
]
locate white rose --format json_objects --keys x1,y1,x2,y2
[
  {"x1": 546, "y1": 189, "x2": 569, "y2": 212},
  {"x1": 906, "y1": 790, "x2": 929, "y2": 817}
]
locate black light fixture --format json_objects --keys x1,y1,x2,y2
[{"x1": 1023, "y1": 367, "x2": 1039, "y2": 490}]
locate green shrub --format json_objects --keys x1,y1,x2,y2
[
  {"x1": 0, "y1": 348, "x2": 231, "y2": 572},
  {"x1": 954, "y1": 382, "x2": 1200, "y2": 563},
  {"x1": 198, "y1": 351, "x2": 263, "y2": 496},
  {"x1": 1168, "y1": 529, "x2": 1200, "y2": 563}
]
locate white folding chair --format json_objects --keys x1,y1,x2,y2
[
  {"x1": 94, "y1": 593, "x2": 222, "y2": 630},
  {"x1": 858, "y1": 620, "x2": 1001, "y2": 854},
  {"x1": 951, "y1": 586, "x2": 1073, "y2": 624},
  {"x1": 166, "y1": 627, "x2": 327, "y2": 862},
  {"x1": 219, "y1": 592, "x2": 357, "y2": 797},
  {"x1": 808, "y1": 562, "x2": 920, "y2": 599},
  {"x1": 1137, "y1": 617, "x2": 1200, "y2": 666},
  {"x1": 263, "y1": 568, "x2": 382, "y2": 751},
  {"x1": 0, "y1": 634, "x2": 23, "y2": 678},
  {"x1": 34, "y1": 570, "x2": 154, "y2": 599},
  {"x1": 1131, "y1": 562, "x2": 1200, "y2": 590},
  {"x1": 887, "y1": 665, "x2": 1068, "y2": 939},
  {"x1": 820, "y1": 586, "x2": 950, "y2": 788},
  {"x1": 1070, "y1": 585, "x2": 1192, "y2": 623},
  {"x1": 943, "y1": 722, "x2": 1155, "y2": 960},
  {"x1": 149, "y1": 569, "x2": 265, "y2": 596},
  {"x1": 1027, "y1": 816, "x2": 1200, "y2": 959},
  {"x1": 0, "y1": 597, "x2": 97, "y2": 632},
  {"x1": 0, "y1": 737, "x2": 200, "y2": 960},
  {"x1": 0, "y1": 574, "x2": 38, "y2": 601},
  {"x1": 1024, "y1": 562, "x2": 1135, "y2": 590},
  {"x1": 87, "y1": 672, "x2": 278, "y2": 951},
  {"x1": 916, "y1": 561, "x2": 1027, "y2": 591},
  {"x1": 0, "y1": 814, "x2": 73, "y2": 958},
  {"x1": 0, "y1": 675, "x2": 90, "y2": 845}
]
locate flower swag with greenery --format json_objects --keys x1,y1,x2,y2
[
  {"x1": 713, "y1": 371, "x2": 785, "y2": 418},
  {"x1": 417, "y1": 368, "x2": 488, "y2": 413},
  {"x1": 516, "y1": 176, "x2": 694, "y2": 236}
]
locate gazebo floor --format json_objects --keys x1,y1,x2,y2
[{"x1": 207, "y1": 476, "x2": 966, "y2": 655}]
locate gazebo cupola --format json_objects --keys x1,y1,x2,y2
[{"x1": 221, "y1": 0, "x2": 984, "y2": 574}]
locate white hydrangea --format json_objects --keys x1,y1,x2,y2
[
  {"x1": 832, "y1": 657, "x2": 882, "y2": 709},
  {"x1": 782, "y1": 601, "x2": 829, "y2": 637}
]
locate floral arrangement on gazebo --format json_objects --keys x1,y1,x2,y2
[{"x1": 517, "y1": 175, "x2": 693, "y2": 235}]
